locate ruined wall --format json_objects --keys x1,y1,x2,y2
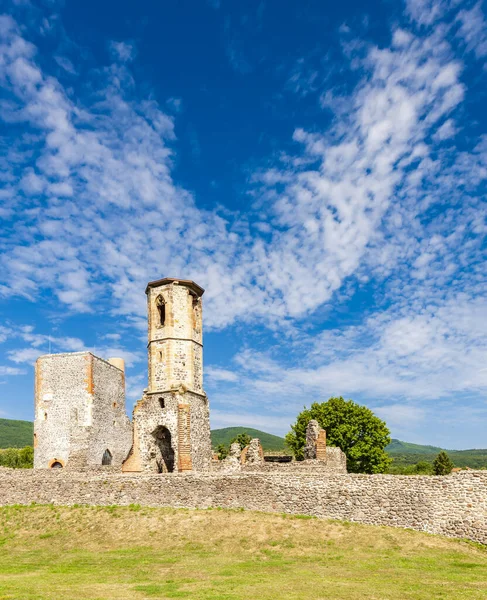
[
  {"x1": 239, "y1": 448, "x2": 347, "y2": 474},
  {"x1": 88, "y1": 357, "x2": 132, "y2": 469},
  {"x1": 34, "y1": 353, "x2": 90, "y2": 469},
  {"x1": 0, "y1": 469, "x2": 486, "y2": 544},
  {"x1": 127, "y1": 389, "x2": 211, "y2": 473},
  {"x1": 34, "y1": 353, "x2": 132, "y2": 470}
]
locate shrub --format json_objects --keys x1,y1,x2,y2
[
  {"x1": 433, "y1": 451, "x2": 454, "y2": 475},
  {"x1": 0, "y1": 446, "x2": 34, "y2": 469}
]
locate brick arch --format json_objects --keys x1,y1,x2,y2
[{"x1": 48, "y1": 458, "x2": 65, "y2": 469}]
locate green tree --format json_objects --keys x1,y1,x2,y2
[
  {"x1": 230, "y1": 433, "x2": 252, "y2": 450},
  {"x1": 216, "y1": 444, "x2": 228, "y2": 460},
  {"x1": 285, "y1": 397, "x2": 392, "y2": 473},
  {"x1": 413, "y1": 460, "x2": 433, "y2": 474},
  {"x1": 0, "y1": 446, "x2": 34, "y2": 468},
  {"x1": 433, "y1": 451, "x2": 454, "y2": 475}
]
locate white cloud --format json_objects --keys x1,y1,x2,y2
[
  {"x1": 0, "y1": 8, "x2": 478, "y2": 334},
  {"x1": 109, "y1": 41, "x2": 136, "y2": 63},
  {"x1": 206, "y1": 367, "x2": 240, "y2": 382},
  {"x1": 0, "y1": 2, "x2": 485, "y2": 446},
  {"x1": 456, "y1": 2, "x2": 487, "y2": 59},
  {"x1": 0, "y1": 365, "x2": 25, "y2": 376}
]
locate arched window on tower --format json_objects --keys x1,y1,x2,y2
[
  {"x1": 102, "y1": 449, "x2": 113, "y2": 466},
  {"x1": 156, "y1": 295, "x2": 166, "y2": 327}
]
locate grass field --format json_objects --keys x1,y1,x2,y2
[{"x1": 0, "y1": 506, "x2": 486, "y2": 599}]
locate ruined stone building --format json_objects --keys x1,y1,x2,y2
[
  {"x1": 34, "y1": 278, "x2": 212, "y2": 473},
  {"x1": 123, "y1": 278, "x2": 212, "y2": 473},
  {"x1": 34, "y1": 352, "x2": 132, "y2": 469}
]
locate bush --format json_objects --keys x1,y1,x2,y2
[
  {"x1": 433, "y1": 451, "x2": 454, "y2": 475},
  {"x1": 0, "y1": 446, "x2": 34, "y2": 469},
  {"x1": 216, "y1": 444, "x2": 228, "y2": 460}
]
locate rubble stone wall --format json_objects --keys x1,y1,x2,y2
[
  {"x1": 1, "y1": 469, "x2": 485, "y2": 544},
  {"x1": 34, "y1": 353, "x2": 132, "y2": 470}
]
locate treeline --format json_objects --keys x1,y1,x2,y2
[
  {"x1": 389, "y1": 451, "x2": 486, "y2": 475},
  {"x1": 389, "y1": 451, "x2": 487, "y2": 471},
  {"x1": 0, "y1": 447, "x2": 34, "y2": 469}
]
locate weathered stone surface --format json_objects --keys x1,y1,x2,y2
[
  {"x1": 241, "y1": 439, "x2": 264, "y2": 465},
  {"x1": 304, "y1": 420, "x2": 329, "y2": 462},
  {"x1": 34, "y1": 352, "x2": 132, "y2": 470},
  {"x1": 304, "y1": 420, "x2": 321, "y2": 460},
  {"x1": 1, "y1": 469, "x2": 486, "y2": 544},
  {"x1": 128, "y1": 279, "x2": 212, "y2": 473}
]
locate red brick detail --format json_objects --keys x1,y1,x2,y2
[
  {"x1": 316, "y1": 429, "x2": 327, "y2": 460},
  {"x1": 177, "y1": 403, "x2": 192, "y2": 472}
]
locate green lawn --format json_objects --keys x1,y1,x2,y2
[{"x1": 0, "y1": 506, "x2": 486, "y2": 599}]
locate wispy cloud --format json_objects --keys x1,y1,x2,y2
[{"x1": 0, "y1": 0, "x2": 485, "y2": 446}]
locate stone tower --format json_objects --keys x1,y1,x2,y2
[
  {"x1": 123, "y1": 278, "x2": 212, "y2": 473},
  {"x1": 34, "y1": 352, "x2": 133, "y2": 470}
]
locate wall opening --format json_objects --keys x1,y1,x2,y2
[
  {"x1": 102, "y1": 449, "x2": 113, "y2": 466},
  {"x1": 50, "y1": 461, "x2": 63, "y2": 469},
  {"x1": 151, "y1": 426, "x2": 174, "y2": 473},
  {"x1": 159, "y1": 397, "x2": 165, "y2": 409},
  {"x1": 156, "y1": 295, "x2": 166, "y2": 327}
]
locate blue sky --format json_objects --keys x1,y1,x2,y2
[{"x1": 0, "y1": 0, "x2": 486, "y2": 448}]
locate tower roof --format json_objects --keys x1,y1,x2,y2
[{"x1": 145, "y1": 277, "x2": 205, "y2": 297}]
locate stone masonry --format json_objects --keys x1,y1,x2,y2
[
  {"x1": 123, "y1": 278, "x2": 212, "y2": 473},
  {"x1": 1, "y1": 469, "x2": 486, "y2": 544},
  {"x1": 34, "y1": 353, "x2": 132, "y2": 470}
]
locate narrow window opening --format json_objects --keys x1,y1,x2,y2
[
  {"x1": 158, "y1": 351, "x2": 163, "y2": 362},
  {"x1": 156, "y1": 295, "x2": 166, "y2": 327},
  {"x1": 102, "y1": 449, "x2": 113, "y2": 466},
  {"x1": 159, "y1": 397, "x2": 165, "y2": 409},
  {"x1": 44, "y1": 411, "x2": 48, "y2": 421}
]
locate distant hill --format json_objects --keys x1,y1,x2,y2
[
  {"x1": 0, "y1": 418, "x2": 34, "y2": 449},
  {"x1": 387, "y1": 438, "x2": 487, "y2": 469},
  {"x1": 386, "y1": 439, "x2": 444, "y2": 455},
  {"x1": 211, "y1": 427, "x2": 286, "y2": 452}
]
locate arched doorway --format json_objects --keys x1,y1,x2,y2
[
  {"x1": 102, "y1": 449, "x2": 113, "y2": 466},
  {"x1": 49, "y1": 459, "x2": 64, "y2": 469},
  {"x1": 150, "y1": 426, "x2": 175, "y2": 473}
]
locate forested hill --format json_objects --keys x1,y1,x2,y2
[
  {"x1": 386, "y1": 439, "x2": 487, "y2": 469},
  {"x1": 210, "y1": 427, "x2": 286, "y2": 452},
  {"x1": 386, "y1": 439, "x2": 444, "y2": 454},
  {"x1": 0, "y1": 419, "x2": 34, "y2": 449}
]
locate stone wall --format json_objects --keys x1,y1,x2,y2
[
  {"x1": 34, "y1": 352, "x2": 132, "y2": 470},
  {"x1": 0, "y1": 469, "x2": 485, "y2": 544}
]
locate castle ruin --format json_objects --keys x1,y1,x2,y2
[
  {"x1": 13, "y1": 277, "x2": 486, "y2": 545},
  {"x1": 34, "y1": 278, "x2": 212, "y2": 473}
]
